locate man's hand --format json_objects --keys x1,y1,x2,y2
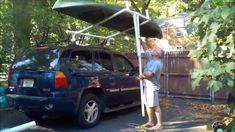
[
  {"x1": 137, "y1": 72, "x2": 153, "y2": 80},
  {"x1": 137, "y1": 74, "x2": 145, "y2": 80},
  {"x1": 139, "y1": 37, "x2": 149, "y2": 51}
]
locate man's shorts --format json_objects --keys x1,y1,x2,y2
[{"x1": 143, "y1": 79, "x2": 160, "y2": 107}]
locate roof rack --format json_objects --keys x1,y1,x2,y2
[
  {"x1": 53, "y1": 0, "x2": 162, "y2": 117},
  {"x1": 65, "y1": 1, "x2": 151, "y2": 47}
]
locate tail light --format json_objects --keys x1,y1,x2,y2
[{"x1": 54, "y1": 71, "x2": 68, "y2": 89}]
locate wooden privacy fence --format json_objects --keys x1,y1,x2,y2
[{"x1": 126, "y1": 51, "x2": 229, "y2": 101}]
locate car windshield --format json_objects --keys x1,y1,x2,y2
[{"x1": 12, "y1": 47, "x2": 61, "y2": 71}]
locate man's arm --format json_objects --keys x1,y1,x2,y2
[
  {"x1": 139, "y1": 37, "x2": 151, "y2": 52},
  {"x1": 137, "y1": 37, "x2": 153, "y2": 80},
  {"x1": 157, "y1": 64, "x2": 163, "y2": 80},
  {"x1": 138, "y1": 62, "x2": 161, "y2": 80},
  {"x1": 138, "y1": 71, "x2": 154, "y2": 80}
]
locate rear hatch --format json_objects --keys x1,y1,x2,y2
[{"x1": 8, "y1": 47, "x2": 61, "y2": 97}]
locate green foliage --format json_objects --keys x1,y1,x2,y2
[
  {"x1": 0, "y1": 0, "x2": 198, "y2": 72},
  {"x1": 0, "y1": 0, "x2": 14, "y2": 70},
  {"x1": 150, "y1": 0, "x2": 189, "y2": 18},
  {"x1": 0, "y1": 0, "x2": 206, "y2": 91},
  {"x1": 187, "y1": 0, "x2": 235, "y2": 93}
]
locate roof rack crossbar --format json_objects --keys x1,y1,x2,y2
[
  {"x1": 73, "y1": 8, "x2": 128, "y2": 35},
  {"x1": 66, "y1": 7, "x2": 151, "y2": 40},
  {"x1": 66, "y1": 31, "x2": 108, "y2": 39},
  {"x1": 106, "y1": 19, "x2": 150, "y2": 38},
  {"x1": 125, "y1": 9, "x2": 150, "y2": 20},
  {"x1": 66, "y1": 18, "x2": 150, "y2": 40}
]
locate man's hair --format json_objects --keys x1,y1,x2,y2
[{"x1": 153, "y1": 48, "x2": 163, "y2": 57}]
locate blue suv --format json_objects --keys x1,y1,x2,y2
[{"x1": 7, "y1": 44, "x2": 140, "y2": 128}]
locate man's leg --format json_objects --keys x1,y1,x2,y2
[
  {"x1": 154, "y1": 106, "x2": 163, "y2": 127},
  {"x1": 144, "y1": 105, "x2": 154, "y2": 127},
  {"x1": 149, "y1": 106, "x2": 163, "y2": 130}
]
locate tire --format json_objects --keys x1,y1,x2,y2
[
  {"x1": 76, "y1": 94, "x2": 102, "y2": 128},
  {"x1": 25, "y1": 111, "x2": 43, "y2": 121}
]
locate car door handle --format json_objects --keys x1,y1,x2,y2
[{"x1": 109, "y1": 77, "x2": 115, "y2": 80}]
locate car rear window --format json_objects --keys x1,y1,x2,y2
[{"x1": 12, "y1": 47, "x2": 61, "y2": 71}]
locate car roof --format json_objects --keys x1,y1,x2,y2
[
  {"x1": 66, "y1": 44, "x2": 109, "y2": 51},
  {"x1": 33, "y1": 44, "x2": 125, "y2": 56},
  {"x1": 65, "y1": 44, "x2": 125, "y2": 55}
]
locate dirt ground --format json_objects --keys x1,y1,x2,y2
[
  {"x1": 160, "y1": 97, "x2": 228, "y2": 121},
  {"x1": 158, "y1": 97, "x2": 229, "y2": 131}
]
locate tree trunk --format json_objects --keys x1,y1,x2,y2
[{"x1": 12, "y1": 0, "x2": 32, "y2": 53}]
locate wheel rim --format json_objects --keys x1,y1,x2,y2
[{"x1": 84, "y1": 100, "x2": 98, "y2": 123}]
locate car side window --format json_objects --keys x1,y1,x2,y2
[
  {"x1": 69, "y1": 50, "x2": 93, "y2": 72},
  {"x1": 94, "y1": 52, "x2": 113, "y2": 72},
  {"x1": 113, "y1": 54, "x2": 132, "y2": 72}
]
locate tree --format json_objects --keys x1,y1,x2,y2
[
  {"x1": 0, "y1": 0, "x2": 14, "y2": 73},
  {"x1": 11, "y1": 0, "x2": 32, "y2": 53},
  {"x1": 129, "y1": 0, "x2": 151, "y2": 15},
  {"x1": 187, "y1": 0, "x2": 234, "y2": 95},
  {"x1": 0, "y1": 0, "x2": 195, "y2": 64}
]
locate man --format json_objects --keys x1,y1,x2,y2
[{"x1": 138, "y1": 38, "x2": 163, "y2": 130}]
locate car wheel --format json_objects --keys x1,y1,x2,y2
[
  {"x1": 76, "y1": 94, "x2": 102, "y2": 128},
  {"x1": 25, "y1": 111, "x2": 43, "y2": 121}
]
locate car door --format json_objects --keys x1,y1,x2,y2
[
  {"x1": 113, "y1": 54, "x2": 140, "y2": 104},
  {"x1": 94, "y1": 51, "x2": 122, "y2": 107},
  {"x1": 66, "y1": 50, "x2": 94, "y2": 93}
]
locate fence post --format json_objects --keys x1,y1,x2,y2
[
  {"x1": 166, "y1": 51, "x2": 169, "y2": 97},
  {"x1": 211, "y1": 89, "x2": 215, "y2": 103}
]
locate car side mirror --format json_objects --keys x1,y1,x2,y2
[
  {"x1": 135, "y1": 66, "x2": 139, "y2": 72},
  {"x1": 126, "y1": 66, "x2": 139, "y2": 76}
]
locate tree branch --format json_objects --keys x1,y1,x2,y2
[
  {"x1": 38, "y1": 26, "x2": 49, "y2": 45},
  {"x1": 58, "y1": 27, "x2": 64, "y2": 39},
  {"x1": 129, "y1": 0, "x2": 141, "y2": 13},
  {"x1": 142, "y1": 0, "x2": 151, "y2": 15},
  {"x1": 146, "y1": 0, "x2": 151, "y2": 9}
]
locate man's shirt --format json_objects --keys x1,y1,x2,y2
[{"x1": 144, "y1": 51, "x2": 163, "y2": 86}]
